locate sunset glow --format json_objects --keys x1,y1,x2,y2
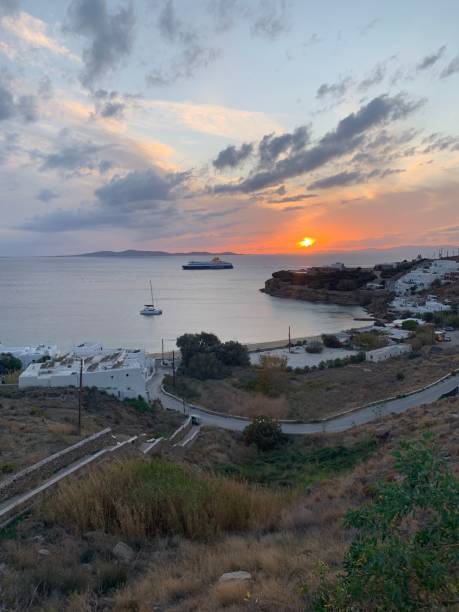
[{"x1": 298, "y1": 237, "x2": 316, "y2": 248}]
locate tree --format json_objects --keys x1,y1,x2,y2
[
  {"x1": 322, "y1": 334, "x2": 342, "y2": 348},
  {"x1": 186, "y1": 352, "x2": 228, "y2": 380},
  {"x1": 217, "y1": 340, "x2": 250, "y2": 367},
  {"x1": 0, "y1": 353, "x2": 22, "y2": 374},
  {"x1": 311, "y1": 436, "x2": 459, "y2": 611},
  {"x1": 243, "y1": 416, "x2": 287, "y2": 451},
  {"x1": 176, "y1": 332, "x2": 221, "y2": 367},
  {"x1": 401, "y1": 319, "x2": 419, "y2": 331}
]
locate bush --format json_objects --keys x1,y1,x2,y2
[
  {"x1": 123, "y1": 396, "x2": 153, "y2": 412},
  {"x1": 311, "y1": 436, "x2": 459, "y2": 610},
  {"x1": 217, "y1": 340, "x2": 250, "y2": 367},
  {"x1": 0, "y1": 353, "x2": 22, "y2": 374},
  {"x1": 321, "y1": 334, "x2": 342, "y2": 348},
  {"x1": 351, "y1": 331, "x2": 388, "y2": 351},
  {"x1": 186, "y1": 352, "x2": 229, "y2": 380},
  {"x1": 409, "y1": 324, "x2": 435, "y2": 350},
  {"x1": 43, "y1": 458, "x2": 283, "y2": 539},
  {"x1": 176, "y1": 332, "x2": 249, "y2": 380},
  {"x1": 305, "y1": 341, "x2": 323, "y2": 354},
  {"x1": 401, "y1": 319, "x2": 419, "y2": 331},
  {"x1": 243, "y1": 415, "x2": 287, "y2": 452},
  {"x1": 396, "y1": 371, "x2": 405, "y2": 381}
]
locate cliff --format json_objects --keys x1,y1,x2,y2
[{"x1": 261, "y1": 268, "x2": 393, "y2": 314}]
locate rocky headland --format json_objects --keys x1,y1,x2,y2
[{"x1": 261, "y1": 267, "x2": 393, "y2": 316}]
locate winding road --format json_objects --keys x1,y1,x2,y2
[{"x1": 150, "y1": 368, "x2": 459, "y2": 435}]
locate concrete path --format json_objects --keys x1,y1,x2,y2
[
  {"x1": 151, "y1": 368, "x2": 459, "y2": 435},
  {"x1": 0, "y1": 436, "x2": 137, "y2": 526}
]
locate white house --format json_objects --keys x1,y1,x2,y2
[
  {"x1": 366, "y1": 344, "x2": 411, "y2": 363},
  {"x1": 0, "y1": 343, "x2": 59, "y2": 368},
  {"x1": 19, "y1": 344, "x2": 155, "y2": 400}
]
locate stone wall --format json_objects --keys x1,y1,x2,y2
[{"x1": 0, "y1": 428, "x2": 113, "y2": 502}]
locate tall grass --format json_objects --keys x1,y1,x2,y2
[{"x1": 43, "y1": 458, "x2": 285, "y2": 540}]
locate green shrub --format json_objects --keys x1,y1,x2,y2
[
  {"x1": 243, "y1": 416, "x2": 287, "y2": 452},
  {"x1": 351, "y1": 331, "x2": 388, "y2": 351},
  {"x1": 401, "y1": 319, "x2": 419, "y2": 331},
  {"x1": 311, "y1": 436, "x2": 459, "y2": 610},
  {"x1": 396, "y1": 371, "x2": 405, "y2": 381},
  {"x1": 123, "y1": 396, "x2": 153, "y2": 412},
  {"x1": 43, "y1": 458, "x2": 283, "y2": 539},
  {"x1": 305, "y1": 342, "x2": 323, "y2": 354},
  {"x1": 321, "y1": 334, "x2": 342, "y2": 348},
  {"x1": 0, "y1": 353, "x2": 22, "y2": 374}
]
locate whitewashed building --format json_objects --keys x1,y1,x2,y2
[
  {"x1": 0, "y1": 343, "x2": 59, "y2": 368},
  {"x1": 19, "y1": 344, "x2": 155, "y2": 400},
  {"x1": 366, "y1": 344, "x2": 411, "y2": 363}
]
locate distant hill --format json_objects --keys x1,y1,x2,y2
[{"x1": 69, "y1": 249, "x2": 239, "y2": 257}]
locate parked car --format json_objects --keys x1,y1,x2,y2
[
  {"x1": 191, "y1": 415, "x2": 201, "y2": 425},
  {"x1": 444, "y1": 326, "x2": 454, "y2": 332}
]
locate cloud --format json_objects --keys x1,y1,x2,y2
[
  {"x1": 147, "y1": 0, "x2": 220, "y2": 86},
  {"x1": 93, "y1": 89, "x2": 126, "y2": 119},
  {"x1": 0, "y1": 0, "x2": 19, "y2": 18},
  {"x1": 358, "y1": 62, "x2": 386, "y2": 91},
  {"x1": 37, "y1": 188, "x2": 59, "y2": 202},
  {"x1": 281, "y1": 205, "x2": 306, "y2": 212},
  {"x1": 417, "y1": 45, "x2": 446, "y2": 71},
  {"x1": 316, "y1": 76, "x2": 352, "y2": 100},
  {"x1": 0, "y1": 74, "x2": 38, "y2": 122},
  {"x1": 213, "y1": 142, "x2": 253, "y2": 170},
  {"x1": 441, "y1": 53, "x2": 459, "y2": 79},
  {"x1": 95, "y1": 167, "x2": 188, "y2": 208},
  {"x1": 268, "y1": 193, "x2": 317, "y2": 203},
  {"x1": 308, "y1": 170, "x2": 363, "y2": 190},
  {"x1": 422, "y1": 132, "x2": 459, "y2": 153},
  {"x1": 20, "y1": 167, "x2": 189, "y2": 233},
  {"x1": 66, "y1": 0, "x2": 135, "y2": 88},
  {"x1": 208, "y1": 0, "x2": 240, "y2": 32},
  {"x1": 250, "y1": 0, "x2": 290, "y2": 40},
  {"x1": 258, "y1": 125, "x2": 310, "y2": 165},
  {"x1": 214, "y1": 93, "x2": 423, "y2": 194},
  {"x1": 359, "y1": 18, "x2": 380, "y2": 36},
  {"x1": 36, "y1": 139, "x2": 112, "y2": 175},
  {"x1": 1, "y1": 10, "x2": 79, "y2": 60}
]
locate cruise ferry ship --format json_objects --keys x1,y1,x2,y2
[{"x1": 182, "y1": 256, "x2": 234, "y2": 270}]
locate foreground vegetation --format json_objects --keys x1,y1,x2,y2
[
  {"x1": 313, "y1": 436, "x2": 459, "y2": 610},
  {"x1": 43, "y1": 458, "x2": 285, "y2": 540}
]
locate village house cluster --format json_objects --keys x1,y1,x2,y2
[{"x1": 17, "y1": 342, "x2": 155, "y2": 400}]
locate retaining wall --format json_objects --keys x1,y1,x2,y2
[
  {"x1": 168, "y1": 416, "x2": 192, "y2": 443},
  {"x1": 0, "y1": 428, "x2": 113, "y2": 502}
]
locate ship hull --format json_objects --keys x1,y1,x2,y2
[{"x1": 182, "y1": 264, "x2": 233, "y2": 270}]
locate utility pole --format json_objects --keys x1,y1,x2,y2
[
  {"x1": 161, "y1": 338, "x2": 164, "y2": 364},
  {"x1": 172, "y1": 350, "x2": 176, "y2": 386},
  {"x1": 288, "y1": 325, "x2": 291, "y2": 353},
  {"x1": 182, "y1": 397, "x2": 186, "y2": 414},
  {"x1": 77, "y1": 358, "x2": 83, "y2": 435}
]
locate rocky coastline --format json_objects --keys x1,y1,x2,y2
[{"x1": 261, "y1": 269, "x2": 393, "y2": 317}]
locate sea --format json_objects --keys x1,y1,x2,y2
[{"x1": 0, "y1": 253, "x2": 391, "y2": 353}]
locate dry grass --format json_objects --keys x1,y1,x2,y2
[
  {"x1": 212, "y1": 581, "x2": 250, "y2": 607},
  {"x1": 0, "y1": 386, "x2": 183, "y2": 472},
  {"x1": 181, "y1": 346, "x2": 459, "y2": 420},
  {"x1": 43, "y1": 458, "x2": 286, "y2": 540}
]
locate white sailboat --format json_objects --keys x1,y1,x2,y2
[{"x1": 140, "y1": 281, "x2": 162, "y2": 316}]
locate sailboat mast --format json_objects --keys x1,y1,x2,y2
[{"x1": 149, "y1": 280, "x2": 154, "y2": 305}]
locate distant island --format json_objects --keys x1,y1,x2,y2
[{"x1": 67, "y1": 249, "x2": 239, "y2": 258}]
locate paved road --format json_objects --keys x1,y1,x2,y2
[{"x1": 150, "y1": 368, "x2": 459, "y2": 435}]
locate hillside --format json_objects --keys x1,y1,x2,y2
[{"x1": 0, "y1": 392, "x2": 457, "y2": 611}]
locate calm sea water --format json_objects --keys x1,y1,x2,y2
[{"x1": 0, "y1": 255, "x2": 370, "y2": 352}]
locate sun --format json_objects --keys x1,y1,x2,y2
[{"x1": 298, "y1": 236, "x2": 316, "y2": 248}]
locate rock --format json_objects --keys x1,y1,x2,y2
[
  {"x1": 374, "y1": 426, "x2": 391, "y2": 441},
  {"x1": 218, "y1": 571, "x2": 252, "y2": 584},
  {"x1": 113, "y1": 541, "x2": 135, "y2": 562},
  {"x1": 38, "y1": 548, "x2": 50, "y2": 556}
]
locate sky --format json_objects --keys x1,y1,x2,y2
[{"x1": 0, "y1": 0, "x2": 458, "y2": 256}]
